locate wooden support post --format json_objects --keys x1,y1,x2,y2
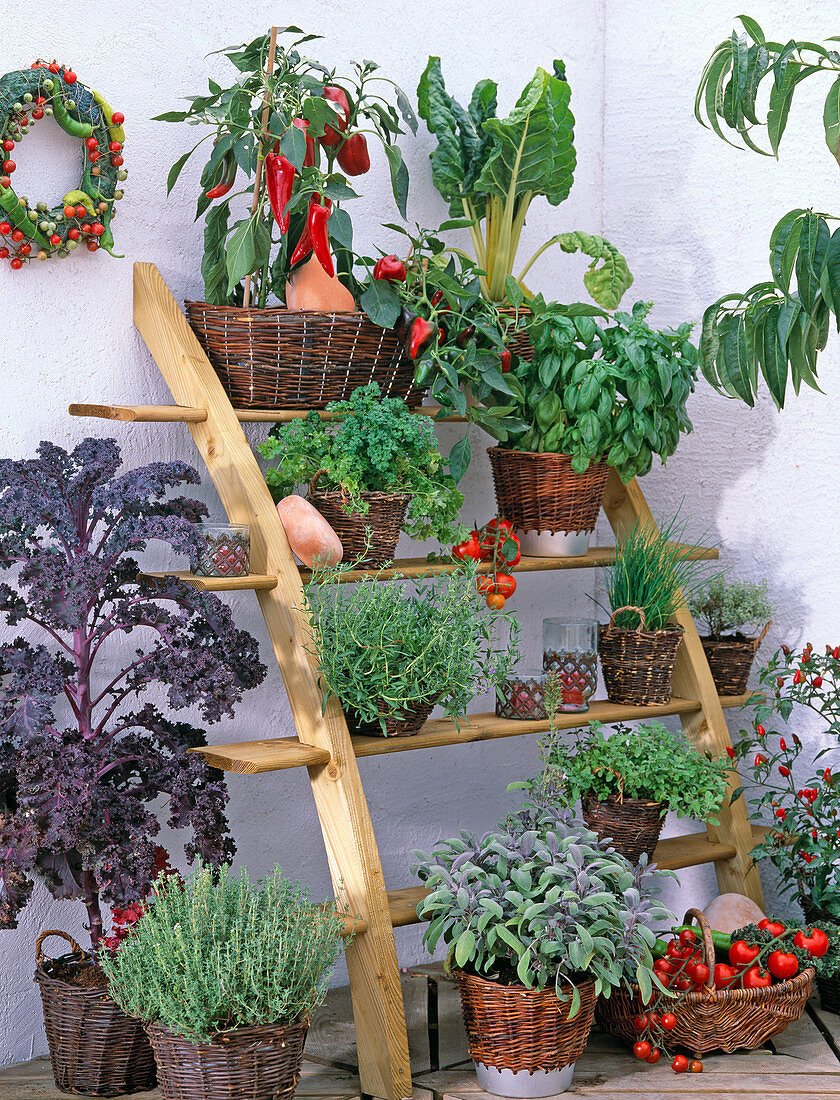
[
  {"x1": 131, "y1": 262, "x2": 412, "y2": 1100},
  {"x1": 601, "y1": 471, "x2": 764, "y2": 906}
]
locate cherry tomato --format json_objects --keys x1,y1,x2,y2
[
  {"x1": 0, "y1": 221, "x2": 9, "y2": 234},
  {"x1": 111, "y1": 155, "x2": 124, "y2": 167},
  {"x1": 48, "y1": 63, "x2": 60, "y2": 73},
  {"x1": 661, "y1": 1012, "x2": 677, "y2": 1030},
  {"x1": 645, "y1": 1049, "x2": 661, "y2": 1064},
  {"x1": 0, "y1": 247, "x2": 8, "y2": 259},
  {"x1": 486, "y1": 593, "x2": 505, "y2": 610},
  {"x1": 678, "y1": 928, "x2": 697, "y2": 947},
  {"x1": 767, "y1": 950, "x2": 798, "y2": 980},
  {"x1": 1, "y1": 140, "x2": 13, "y2": 152},
  {"x1": 49, "y1": 234, "x2": 60, "y2": 245},
  {"x1": 633, "y1": 1014, "x2": 649, "y2": 1032},
  {"x1": 672, "y1": 1054, "x2": 688, "y2": 1073},
  {"x1": 91, "y1": 223, "x2": 105, "y2": 236},
  {"x1": 86, "y1": 241, "x2": 99, "y2": 252},
  {"x1": 494, "y1": 573, "x2": 516, "y2": 598},
  {"x1": 108, "y1": 141, "x2": 122, "y2": 152},
  {"x1": 85, "y1": 136, "x2": 98, "y2": 151},
  {"x1": 64, "y1": 70, "x2": 78, "y2": 84},
  {"x1": 10, "y1": 256, "x2": 24, "y2": 268},
  {"x1": 758, "y1": 919, "x2": 786, "y2": 937},
  {"x1": 75, "y1": 205, "x2": 86, "y2": 218},
  {"x1": 63, "y1": 205, "x2": 75, "y2": 218},
  {"x1": 88, "y1": 151, "x2": 100, "y2": 163},
  {"x1": 0, "y1": 177, "x2": 11, "y2": 188},
  {"x1": 689, "y1": 962, "x2": 710, "y2": 985},
  {"x1": 10, "y1": 228, "x2": 23, "y2": 242},
  {"x1": 729, "y1": 940, "x2": 761, "y2": 968},
  {"x1": 794, "y1": 927, "x2": 830, "y2": 958},
  {"x1": 68, "y1": 228, "x2": 80, "y2": 240},
  {"x1": 648, "y1": 1013, "x2": 660, "y2": 1028},
  {"x1": 81, "y1": 224, "x2": 92, "y2": 234},
  {"x1": 18, "y1": 243, "x2": 31, "y2": 255},
  {"x1": 654, "y1": 958, "x2": 676, "y2": 976},
  {"x1": 742, "y1": 966, "x2": 772, "y2": 989},
  {"x1": 3, "y1": 160, "x2": 15, "y2": 173},
  {"x1": 673, "y1": 977, "x2": 692, "y2": 991},
  {"x1": 689, "y1": 1060, "x2": 703, "y2": 1073},
  {"x1": 111, "y1": 111, "x2": 125, "y2": 125},
  {"x1": 32, "y1": 108, "x2": 43, "y2": 120},
  {"x1": 633, "y1": 1041, "x2": 651, "y2": 1060}
]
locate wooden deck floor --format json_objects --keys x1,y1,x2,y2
[{"x1": 2, "y1": 997, "x2": 839, "y2": 1098}]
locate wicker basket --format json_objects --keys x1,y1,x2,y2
[
  {"x1": 185, "y1": 301, "x2": 422, "y2": 410},
  {"x1": 800, "y1": 896, "x2": 840, "y2": 1014},
  {"x1": 700, "y1": 622, "x2": 771, "y2": 696},
  {"x1": 487, "y1": 448, "x2": 609, "y2": 536},
  {"x1": 598, "y1": 607, "x2": 684, "y2": 706},
  {"x1": 34, "y1": 930, "x2": 157, "y2": 1097},
  {"x1": 351, "y1": 695, "x2": 439, "y2": 738},
  {"x1": 147, "y1": 1018, "x2": 308, "y2": 1100},
  {"x1": 580, "y1": 792, "x2": 665, "y2": 863},
  {"x1": 452, "y1": 970, "x2": 596, "y2": 1074},
  {"x1": 308, "y1": 471, "x2": 410, "y2": 568},
  {"x1": 597, "y1": 907, "x2": 814, "y2": 1054},
  {"x1": 498, "y1": 306, "x2": 534, "y2": 362}
]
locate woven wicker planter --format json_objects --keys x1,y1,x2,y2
[
  {"x1": 487, "y1": 449, "x2": 609, "y2": 555},
  {"x1": 597, "y1": 907, "x2": 813, "y2": 1054},
  {"x1": 580, "y1": 792, "x2": 665, "y2": 863},
  {"x1": 800, "y1": 895, "x2": 840, "y2": 1014},
  {"x1": 700, "y1": 623, "x2": 771, "y2": 696},
  {"x1": 453, "y1": 969, "x2": 596, "y2": 1088},
  {"x1": 598, "y1": 607, "x2": 684, "y2": 705},
  {"x1": 498, "y1": 306, "x2": 534, "y2": 362},
  {"x1": 308, "y1": 472, "x2": 410, "y2": 568},
  {"x1": 351, "y1": 695, "x2": 439, "y2": 738},
  {"x1": 147, "y1": 1018, "x2": 308, "y2": 1100},
  {"x1": 34, "y1": 931, "x2": 156, "y2": 1097},
  {"x1": 185, "y1": 301, "x2": 422, "y2": 410}
]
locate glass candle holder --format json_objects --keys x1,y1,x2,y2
[
  {"x1": 543, "y1": 617, "x2": 598, "y2": 713},
  {"x1": 495, "y1": 667, "x2": 547, "y2": 721},
  {"x1": 194, "y1": 524, "x2": 250, "y2": 577}
]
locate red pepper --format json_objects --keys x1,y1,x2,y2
[
  {"x1": 430, "y1": 290, "x2": 444, "y2": 307},
  {"x1": 265, "y1": 152, "x2": 295, "y2": 233},
  {"x1": 308, "y1": 197, "x2": 334, "y2": 278},
  {"x1": 500, "y1": 348, "x2": 512, "y2": 373},
  {"x1": 372, "y1": 254, "x2": 407, "y2": 282},
  {"x1": 293, "y1": 118, "x2": 317, "y2": 167},
  {"x1": 320, "y1": 86, "x2": 350, "y2": 146},
  {"x1": 290, "y1": 193, "x2": 332, "y2": 267},
  {"x1": 406, "y1": 316, "x2": 437, "y2": 359},
  {"x1": 205, "y1": 151, "x2": 236, "y2": 199},
  {"x1": 455, "y1": 325, "x2": 476, "y2": 348},
  {"x1": 337, "y1": 132, "x2": 370, "y2": 175}
]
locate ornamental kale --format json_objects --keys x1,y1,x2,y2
[{"x1": 0, "y1": 439, "x2": 266, "y2": 953}]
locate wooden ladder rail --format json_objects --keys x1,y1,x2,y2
[
  {"x1": 131, "y1": 263, "x2": 412, "y2": 1100},
  {"x1": 603, "y1": 474, "x2": 764, "y2": 905}
]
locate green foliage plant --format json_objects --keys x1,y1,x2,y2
[
  {"x1": 412, "y1": 798, "x2": 674, "y2": 1017},
  {"x1": 477, "y1": 296, "x2": 697, "y2": 482},
  {"x1": 259, "y1": 383, "x2": 464, "y2": 543},
  {"x1": 100, "y1": 864, "x2": 347, "y2": 1042},
  {"x1": 690, "y1": 575, "x2": 774, "y2": 640},
  {"x1": 531, "y1": 715, "x2": 730, "y2": 822},
  {"x1": 696, "y1": 16, "x2": 840, "y2": 406},
  {"x1": 417, "y1": 58, "x2": 633, "y2": 306},
  {"x1": 598, "y1": 516, "x2": 713, "y2": 631},
  {"x1": 302, "y1": 559, "x2": 520, "y2": 731}
]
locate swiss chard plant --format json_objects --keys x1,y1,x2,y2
[
  {"x1": 417, "y1": 58, "x2": 633, "y2": 306},
  {"x1": 0, "y1": 439, "x2": 266, "y2": 954},
  {"x1": 412, "y1": 800, "x2": 674, "y2": 1016},
  {"x1": 696, "y1": 15, "x2": 840, "y2": 406}
]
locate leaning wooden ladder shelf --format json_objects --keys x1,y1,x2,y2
[{"x1": 71, "y1": 263, "x2": 764, "y2": 1100}]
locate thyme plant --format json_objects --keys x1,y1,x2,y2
[{"x1": 689, "y1": 575, "x2": 774, "y2": 640}]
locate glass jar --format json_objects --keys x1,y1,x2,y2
[
  {"x1": 542, "y1": 617, "x2": 598, "y2": 713},
  {"x1": 194, "y1": 523, "x2": 250, "y2": 577},
  {"x1": 495, "y1": 667, "x2": 547, "y2": 721}
]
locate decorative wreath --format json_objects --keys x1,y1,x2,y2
[{"x1": 0, "y1": 60, "x2": 126, "y2": 268}]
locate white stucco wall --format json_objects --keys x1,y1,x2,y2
[{"x1": 1, "y1": 0, "x2": 837, "y2": 1066}]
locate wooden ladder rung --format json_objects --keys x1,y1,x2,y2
[
  {"x1": 69, "y1": 403, "x2": 208, "y2": 422},
  {"x1": 138, "y1": 570, "x2": 278, "y2": 592},
  {"x1": 193, "y1": 737, "x2": 331, "y2": 774}
]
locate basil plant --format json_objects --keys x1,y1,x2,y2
[{"x1": 412, "y1": 802, "x2": 674, "y2": 1017}]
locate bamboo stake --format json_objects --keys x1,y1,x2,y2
[{"x1": 242, "y1": 26, "x2": 278, "y2": 309}]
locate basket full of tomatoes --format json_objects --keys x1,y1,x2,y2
[
  {"x1": 597, "y1": 906, "x2": 837, "y2": 1065},
  {"x1": 451, "y1": 518, "x2": 520, "y2": 610}
]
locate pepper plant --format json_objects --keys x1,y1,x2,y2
[
  {"x1": 412, "y1": 799, "x2": 674, "y2": 1017},
  {"x1": 156, "y1": 27, "x2": 416, "y2": 306},
  {"x1": 0, "y1": 439, "x2": 266, "y2": 952},
  {"x1": 417, "y1": 57, "x2": 633, "y2": 306},
  {"x1": 731, "y1": 642, "x2": 840, "y2": 917},
  {"x1": 696, "y1": 15, "x2": 840, "y2": 406}
]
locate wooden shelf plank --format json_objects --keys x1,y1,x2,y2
[
  {"x1": 193, "y1": 736, "x2": 330, "y2": 774},
  {"x1": 236, "y1": 405, "x2": 465, "y2": 423},
  {"x1": 191, "y1": 694, "x2": 754, "y2": 775},
  {"x1": 69, "y1": 403, "x2": 207, "y2": 422},
  {"x1": 300, "y1": 542, "x2": 719, "y2": 584},
  {"x1": 138, "y1": 569, "x2": 277, "y2": 592}
]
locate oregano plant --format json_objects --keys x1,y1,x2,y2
[{"x1": 0, "y1": 439, "x2": 267, "y2": 954}]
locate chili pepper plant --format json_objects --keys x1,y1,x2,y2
[
  {"x1": 731, "y1": 643, "x2": 840, "y2": 917},
  {"x1": 0, "y1": 439, "x2": 267, "y2": 954},
  {"x1": 157, "y1": 27, "x2": 416, "y2": 307}
]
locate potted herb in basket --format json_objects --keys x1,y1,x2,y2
[
  {"x1": 689, "y1": 575, "x2": 774, "y2": 695},
  {"x1": 530, "y1": 713, "x2": 730, "y2": 863},
  {"x1": 597, "y1": 516, "x2": 712, "y2": 705},
  {"x1": 159, "y1": 28, "x2": 419, "y2": 409},
  {"x1": 478, "y1": 298, "x2": 698, "y2": 556},
  {"x1": 0, "y1": 439, "x2": 266, "y2": 1097},
  {"x1": 303, "y1": 560, "x2": 520, "y2": 736},
  {"x1": 731, "y1": 643, "x2": 840, "y2": 1010},
  {"x1": 260, "y1": 382, "x2": 465, "y2": 567},
  {"x1": 412, "y1": 798, "x2": 674, "y2": 1096},
  {"x1": 101, "y1": 863, "x2": 348, "y2": 1100}
]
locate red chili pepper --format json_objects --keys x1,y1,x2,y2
[
  {"x1": 756, "y1": 724, "x2": 766, "y2": 737},
  {"x1": 406, "y1": 316, "x2": 437, "y2": 359},
  {"x1": 780, "y1": 737, "x2": 787, "y2": 751},
  {"x1": 308, "y1": 197, "x2": 334, "y2": 278},
  {"x1": 205, "y1": 151, "x2": 236, "y2": 199},
  {"x1": 779, "y1": 765, "x2": 790, "y2": 777},
  {"x1": 726, "y1": 746, "x2": 736, "y2": 759},
  {"x1": 265, "y1": 153, "x2": 295, "y2": 233},
  {"x1": 834, "y1": 646, "x2": 840, "y2": 659},
  {"x1": 337, "y1": 132, "x2": 370, "y2": 175},
  {"x1": 430, "y1": 290, "x2": 444, "y2": 308},
  {"x1": 814, "y1": 675, "x2": 824, "y2": 687},
  {"x1": 319, "y1": 86, "x2": 350, "y2": 146},
  {"x1": 293, "y1": 118, "x2": 317, "y2": 167},
  {"x1": 500, "y1": 348, "x2": 512, "y2": 373},
  {"x1": 372, "y1": 254, "x2": 407, "y2": 282},
  {"x1": 455, "y1": 325, "x2": 476, "y2": 348}
]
